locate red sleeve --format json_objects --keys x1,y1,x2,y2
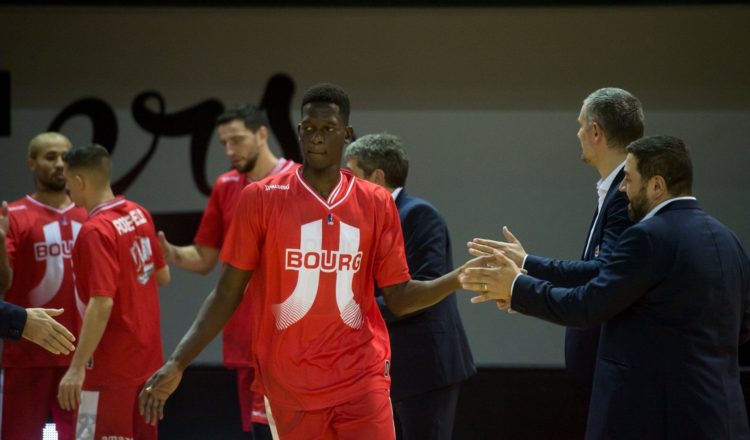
[
  {"x1": 75, "y1": 226, "x2": 119, "y2": 298},
  {"x1": 193, "y1": 182, "x2": 224, "y2": 249},
  {"x1": 5, "y1": 213, "x2": 18, "y2": 270},
  {"x1": 219, "y1": 184, "x2": 264, "y2": 271},
  {"x1": 373, "y1": 193, "x2": 411, "y2": 288}
]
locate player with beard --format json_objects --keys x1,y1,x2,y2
[
  {"x1": 0, "y1": 132, "x2": 86, "y2": 440},
  {"x1": 158, "y1": 105, "x2": 295, "y2": 440}
]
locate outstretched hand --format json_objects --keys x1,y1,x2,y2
[
  {"x1": 138, "y1": 361, "x2": 183, "y2": 425},
  {"x1": 468, "y1": 226, "x2": 527, "y2": 267},
  {"x1": 459, "y1": 252, "x2": 522, "y2": 307},
  {"x1": 22, "y1": 308, "x2": 76, "y2": 355}
]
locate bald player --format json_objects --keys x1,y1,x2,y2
[{"x1": 0, "y1": 132, "x2": 85, "y2": 440}]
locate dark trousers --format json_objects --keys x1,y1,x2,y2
[{"x1": 393, "y1": 383, "x2": 461, "y2": 440}]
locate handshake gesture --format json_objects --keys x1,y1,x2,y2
[{"x1": 459, "y1": 226, "x2": 527, "y2": 311}]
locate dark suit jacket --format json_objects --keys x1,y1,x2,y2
[
  {"x1": 512, "y1": 199, "x2": 750, "y2": 439},
  {"x1": 1, "y1": 300, "x2": 26, "y2": 340},
  {"x1": 377, "y1": 189, "x2": 476, "y2": 401},
  {"x1": 525, "y1": 169, "x2": 632, "y2": 392}
]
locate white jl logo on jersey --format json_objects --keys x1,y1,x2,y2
[
  {"x1": 29, "y1": 219, "x2": 82, "y2": 307},
  {"x1": 130, "y1": 236, "x2": 155, "y2": 285},
  {"x1": 276, "y1": 219, "x2": 364, "y2": 330}
]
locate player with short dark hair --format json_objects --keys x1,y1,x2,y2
[
  {"x1": 158, "y1": 103, "x2": 296, "y2": 439},
  {"x1": 58, "y1": 144, "x2": 170, "y2": 440},
  {"x1": 140, "y1": 83, "x2": 477, "y2": 439}
]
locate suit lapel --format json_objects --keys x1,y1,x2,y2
[{"x1": 582, "y1": 168, "x2": 626, "y2": 260}]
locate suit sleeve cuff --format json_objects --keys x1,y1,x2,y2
[
  {"x1": 7, "y1": 304, "x2": 27, "y2": 341},
  {"x1": 510, "y1": 272, "x2": 524, "y2": 298}
]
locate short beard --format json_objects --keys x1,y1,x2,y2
[
  {"x1": 627, "y1": 187, "x2": 649, "y2": 222},
  {"x1": 236, "y1": 155, "x2": 259, "y2": 174},
  {"x1": 38, "y1": 178, "x2": 67, "y2": 193}
]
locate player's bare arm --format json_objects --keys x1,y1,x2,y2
[
  {"x1": 58, "y1": 296, "x2": 113, "y2": 411},
  {"x1": 155, "y1": 265, "x2": 171, "y2": 287},
  {"x1": 139, "y1": 264, "x2": 251, "y2": 425},
  {"x1": 381, "y1": 268, "x2": 463, "y2": 317},
  {"x1": 0, "y1": 201, "x2": 12, "y2": 293},
  {"x1": 382, "y1": 256, "x2": 490, "y2": 317},
  {"x1": 158, "y1": 230, "x2": 219, "y2": 275}
]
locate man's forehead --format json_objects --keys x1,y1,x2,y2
[
  {"x1": 218, "y1": 119, "x2": 250, "y2": 133},
  {"x1": 302, "y1": 102, "x2": 342, "y2": 119},
  {"x1": 624, "y1": 153, "x2": 637, "y2": 170},
  {"x1": 36, "y1": 142, "x2": 70, "y2": 155}
]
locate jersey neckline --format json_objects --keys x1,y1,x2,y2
[
  {"x1": 294, "y1": 168, "x2": 356, "y2": 211},
  {"x1": 24, "y1": 195, "x2": 77, "y2": 215}
]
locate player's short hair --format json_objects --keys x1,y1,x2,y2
[
  {"x1": 345, "y1": 133, "x2": 409, "y2": 188},
  {"x1": 627, "y1": 135, "x2": 693, "y2": 196},
  {"x1": 301, "y1": 83, "x2": 350, "y2": 124},
  {"x1": 62, "y1": 144, "x2": 112, "y2": 180},
  {"x1": 216, "y1": 104, "x2": 268, "y2": 132},
  {"x1": 27, "y1": 132, "x2": 71, "y2": 159},
  {"x1": 582, "y1": 87, "x2": 644, "y2": 149}
]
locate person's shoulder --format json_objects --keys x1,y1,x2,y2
[
  {"x1": 213, "y1": 169, "x2": 243, "y2": 188},
  {"x1": 399, "y1": 192, "x2": 446, "y2": 224},
  {"x1": 122, "y1": 198, "x2": 150, "y2": 214},
  {"x1": 258, "y1": 167, "x2": 297, "y2": 187},
  {"x1": 351, "y1": 175, "x2": 391, "y2": 201},
  {"x1": 7, "y1": 196, "x2": 30, "y2": 210},
  {"x1": 77, "y1": 217, "x2": 109, "y2": 242},
  {"x1": 272, "y1": 158, "x2": 300, "y2": 176},
  {"x1": 401, "y1": 192, "x2": 438, "y2": 211},
  {"x1": 6, "y1": 197, "x2": 32, "y2": 223}
]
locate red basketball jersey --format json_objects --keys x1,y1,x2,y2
[
  {"x1": 2, "y1": 196, "x2": 87, "y2": 368},
  {"x1": 194, "y1": 158, "x2": 297, "y2": 367},
  {"x1": 220, "y1": 168, "x2": 411, "y2": 410},
  {"x1": 72, "y1": 197, "x2": 165, "y2": 387}
]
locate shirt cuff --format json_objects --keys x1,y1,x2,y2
[
  {"x1": 521, "y1": 254, "x2": 528, "y2": 269},
  {"x1": 510, "y1": 272, "x2": 524, "y2": 298}
]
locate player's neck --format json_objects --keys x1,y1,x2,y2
[
  {"x1": 300, "y1": 165, "x2": 341, "y2": 199},
  {"x1": 31, "y1": 189, "x2": 72, "y2": 210},
  {"x1": 246, "y1": 149, "x2": 279, "y2": 181},
  {"x1": 86, "y1": 188, "x2": 117, "y2": 212}
]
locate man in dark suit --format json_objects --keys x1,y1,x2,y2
[
  {"x1": 462, "y1": 135, "x2": 750, "y2": 439},
  {"x1": 471, "y1": 87, "x2": 642, "y2": 408},
  {"x1": 345, "y1": 133, "x2": 475, "y2": 440}
]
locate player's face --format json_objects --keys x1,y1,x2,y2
[
  {"x1": 218, "y1": 119, "x2": 261, "y2": 173},
  {"x1": 62, "y1": 166, "x2": 85, "y2": 208},
  {"x1": 298, "y1": 102, "x2": 352, "y2": 171},
  {"x1": 577, "y1": 107, "x2": 595, "y2": 165},
  {"x1": 620, "y1": 153, "x2": 650, "y2": 222},
  {"x1": 29, "y1": 140, "x2": 71, "y2": 192}
]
